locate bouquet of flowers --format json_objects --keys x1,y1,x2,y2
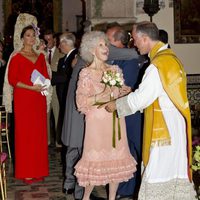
[
  {"x1": 96, "y1": 69, "x2": 124, "y2": 148},
  {"x1": 101, "y1": 70, "x2": 124, "y2": 89}
]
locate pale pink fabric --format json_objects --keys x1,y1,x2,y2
[
  {"x1": 75, "y1": 65, "x2": 137, "y2": 187},
  {"x1": 0, "y1": 152, "x2": 7, "y2": 163}
]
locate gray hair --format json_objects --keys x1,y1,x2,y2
[
  {"x1": 80, "y1": 31, "x2": 109, "y2": 63},
  {"x1": 113, "y1": 28, "x2": 129, "y2": 46},
  {"x1": 60, "y1": 32, "x2": 76, "y2": 48},
  {"x1": 133, "y1": 21, "x2": 159, "y2": 41}
]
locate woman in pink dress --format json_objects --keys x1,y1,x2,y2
[{"x1": 75, "y1": 31, "x2": 137, "y2": 200}]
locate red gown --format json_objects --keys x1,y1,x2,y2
[{"x1": 8, "y1": 53, "x2": 49, "y2": 179}]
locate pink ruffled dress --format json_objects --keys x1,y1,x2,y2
[{"x1": 75, "y1": 65, "x2": 137, "y2": 187}]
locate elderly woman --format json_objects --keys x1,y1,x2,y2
[{"x1": 74, "y1": 31, "x2": 137, "y2": 200}]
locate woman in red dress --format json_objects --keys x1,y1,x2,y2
[{"x1": 7, "y1": 20, "x2": 49, "y2": 184}]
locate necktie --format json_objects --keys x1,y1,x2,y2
[{"x1": 48, "y1": 49, "x2": 52, "y2": 65}]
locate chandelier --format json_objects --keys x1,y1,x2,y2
[{"x1": 143, "y1": 0, "x2": 160, "y2": 22}]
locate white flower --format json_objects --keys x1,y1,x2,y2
[
  {"x1": 109, "y1": 79, "x2": 116, "y2": 86},
  {"x1": 102, "y1": 77, "x2": 108, "y2": 83},
  {"x1": 116, "y1": 77, "x2": 121, "y2": 82},
  {"x1": 104, "y1": 74, "x2": 109, "y2": 79},
  {"x1": 119, "y1": 80, "x2": 124, "y2": 86},
  {"x1": 116, "y1": 73, "x2": 120, "y2": 77}
]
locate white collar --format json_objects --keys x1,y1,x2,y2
[
  {"x1": 48, "y1": 46, "x2": 56, "y2": 54},
  {"x1": 148, "y1": 43, "x2": 169, "y2": 57},
  {"x1": 66, "y1": 48, "x2": 75, "y2": 58}
]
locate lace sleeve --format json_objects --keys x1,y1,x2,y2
[
  {"x1": 76, "y1": 68, "x2": 93, "y2": 114},
  {"x1": 2, "y1": 51, "x2": 19, "y2": 112}
]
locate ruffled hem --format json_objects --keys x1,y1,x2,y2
[{"x1": 75, "y1": 157, "x2": 137, "y2": 186}]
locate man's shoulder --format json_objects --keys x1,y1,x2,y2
[
  {"x1": 54, "y1": 48, "x2": 64, "y2": 58},
  {"x1": 114, "y1": 57, "x2": 139, "y2": 66},
  {"x1": 108, "y1": 45, "x2": 139, "y2": 61},
  {"x1": 67, "y1": 48, "x2": 78, "y2": 60},
  {"x1": 110, "y1": 45, "x2": 137, "y2": 54},
  {"x1": 57, "y1": 55, "x2": 65, "y2": 65}
]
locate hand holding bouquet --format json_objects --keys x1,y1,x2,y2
[
  {"x1": 93, "y1": 70, "x2": 124, "y2": 105},
  {"x1": 95, "y1": 69, "x2": 124, "y2": 148}
]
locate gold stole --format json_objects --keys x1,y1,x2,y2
[{"x1": 142, "y1": 42, "x2": 193, "y2": 181}]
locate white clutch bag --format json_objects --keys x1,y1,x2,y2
[{"x1": 31, "y1": 69, "x2": 50, "y2": 96}]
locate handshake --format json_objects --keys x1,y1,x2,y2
[{"x1": 31, "y1": 69, "x2": 51, "y2": 96}]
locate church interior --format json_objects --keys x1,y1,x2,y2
[{"x1": 0, "y1": 0, "x2": 199, "y2": 199}]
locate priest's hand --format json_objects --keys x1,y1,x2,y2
[
  {"x1": 98, "y1": 100, "x2": 117, "y2": 113},
  {"x1": 119, "y1": 85, "x2": 131, "y2": 97}
]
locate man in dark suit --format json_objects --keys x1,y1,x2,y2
[
  {"x1": 61, "y1": 56, "x2": 85, "y2": 200},
  {"x1": 106, "y1": 25, "x2": 143, "y2": 200},
  {"x1": 44, "y1": 29, "x2": 64, "y2": 146},
  {"x1": 51, "y1": 32, "x2": 78, "y2": 144}
]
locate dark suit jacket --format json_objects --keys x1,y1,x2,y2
[
  {"x1": 114, "y1": 58, "x2": 143, "y2": 196},
  {"x1": 51, "y1": 48, "x2": 78, "y2": 107},
  {"x1": 61, "y1": 56, "x2": 86, "y2": 147}
]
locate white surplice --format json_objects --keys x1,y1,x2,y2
[
  {"x1": 116, "y1": 45, "x2": 196, "y2": 199},
  {"x1": 116, "y1": 45, "x2": 196, "y2": 200},
  {"x1": 116, "y1": 63, "x2": 188, "y2": 183}
]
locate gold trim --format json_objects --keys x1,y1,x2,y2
[
  {"x1": 53, "y1": 0, "x2": 62, "y2": 32},
  {"x1": 3, "y1": 0, "x2": 12, "y2": 24},
  {"x1": 151, "y1": 140, "x2": 171, "y2": 147}
]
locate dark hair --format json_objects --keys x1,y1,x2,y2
[
  {"x1": 159, "y1": 29, "x2": 168, "y2": 43},
  {"x1": 44, "y1": 29, "x2": 55, "y2": 37},
  {"x1": 20, "y1": 25, "x2": 34, "y2": 39},
  {"x1": 106, "y1": 22, "x2": 121, "y2": 31},
  {"x1": 134, "y1": 21, "x2": 159, "y2": 41},
  {"x1": 0, "y1": 40, "x2": 4, "y2": 48},
  {"x1": 113, "y1": 28, "x2": 129, "y2": 46}
]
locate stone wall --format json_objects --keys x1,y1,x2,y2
[{"x1": 86, "y1": 0, "x2": 136, "y2": 29}]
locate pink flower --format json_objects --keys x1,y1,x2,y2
[{"x1": 31, "y1": 23, "x2": 40, "y2": 37}]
